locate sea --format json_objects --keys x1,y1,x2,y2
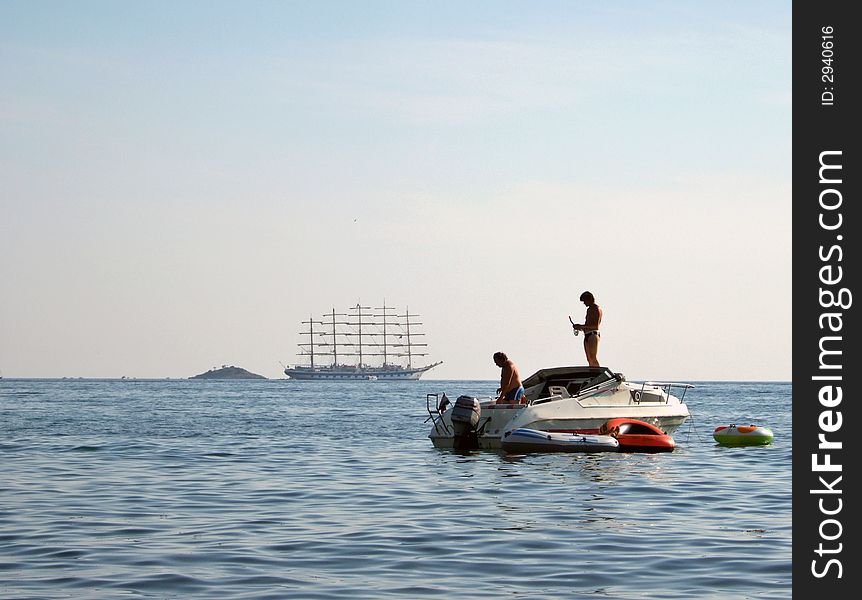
[{"x1": 1, "y1": 378, "x2": 791, "y2": 599}]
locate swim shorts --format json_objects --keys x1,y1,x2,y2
[{"x1": 504, "y1": 386, "x2": 525, "y2": 403}]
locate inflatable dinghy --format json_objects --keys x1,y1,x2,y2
[
  {"x1": 600, "y1": 418, "x2": 675, "y2": 452},
  {"x1": 501, "y1": 428, "x2": 619, "y2": 453}
]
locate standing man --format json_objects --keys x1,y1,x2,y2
[
  {"x1": 569, "y1": 291, "x2": 603, "y2": 367},
  {"x1": 493, "y1": 352, "x2": 525, "y2": 404}
]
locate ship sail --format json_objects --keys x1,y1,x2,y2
[{"x1": 284, "y1": 302, "x2": 442, "y2": 381}]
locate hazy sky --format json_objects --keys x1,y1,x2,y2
[{"x1": 1, "y1": 1, "x2": 791, "y2": 381}]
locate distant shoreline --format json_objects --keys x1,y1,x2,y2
[{"x1": 0, "y1": 378, "x2": 793, "y2": 383}]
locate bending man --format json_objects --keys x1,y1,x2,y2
[{"x1": 493, "y1": 352, "x2": 524, "y2": 404}]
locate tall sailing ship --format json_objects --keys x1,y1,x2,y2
[{"x1": 283, "y1": 303, "x2": 442, "y2": 381}]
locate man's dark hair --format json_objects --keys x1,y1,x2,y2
[
  {"x1": 493, "y1": 352, "x2": 507, "y2": 362},
  {"x1": 580, "y1": 291, "x2": 595, "y2": 303}
]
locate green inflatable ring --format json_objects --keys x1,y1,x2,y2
[{"x1": 713, "y1": 424, "x2": 774, "y2": 446}]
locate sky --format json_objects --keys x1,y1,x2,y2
[{"x1": 0, "y1": 1, "x2": 791, "y2": 381}]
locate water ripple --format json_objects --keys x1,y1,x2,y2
[{"x1": 1, "y1": 379, "x2": 791, "y2": 599}]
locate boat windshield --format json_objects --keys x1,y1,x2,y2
[{"x1": 527, "y1": 367, "x2": 617, "y2": 400}]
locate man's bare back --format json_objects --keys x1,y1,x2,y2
[{"x1": 499, "y1": 360, "x2": 521, "y2": 393}]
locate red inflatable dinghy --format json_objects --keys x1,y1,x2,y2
[{"x1": 600, "y1": 418, "x2": 675, "y2": 452}]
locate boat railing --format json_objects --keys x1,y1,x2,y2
[
  {"x1": 425, "y1": 393, "x2": 451, "y2": 435},
  {"x1": 639, "y1": 381, "x2": 695, "y2": 404}
]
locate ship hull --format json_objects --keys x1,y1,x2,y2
[{"x1": 285, "y1": 362, "x2": 441, "y2": 381}]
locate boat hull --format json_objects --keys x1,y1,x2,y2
[
  {"x1": 429, "y1": 396, "x2": 690, "y2": 450},
  {"x1": 286, "y1": 362, "x2": 441, "y2": 381},
  {"x1": 430, "y1": 413, "x2": 687, "y2": 449}
]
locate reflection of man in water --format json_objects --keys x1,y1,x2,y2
[
  {"x1": 493, "y1": 352, "x2": 524, "y2": 404},
  {"x1": 569, "y1": 291, "x2": 603, "y2": 367}
]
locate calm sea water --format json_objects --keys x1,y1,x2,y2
[{"x1": 1, "y1": 378, "x2": 791, "y2": 599}]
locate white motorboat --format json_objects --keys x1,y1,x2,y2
[{"x1": 426, "y1": 366, "x2": 692, "y2": 450}]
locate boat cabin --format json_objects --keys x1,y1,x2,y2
[{"x1": 522, "y1": 366, "x2": 623, "y2": 402}]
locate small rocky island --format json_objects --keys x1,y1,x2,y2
[{"x1": 190, "y1": 365, "x2": 267, "y2": 380}]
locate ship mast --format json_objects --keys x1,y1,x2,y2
[
  {"x1": 298, "y1": 315, "x2": 324, "y2": 368},
  {"x1": 293, "y1": 303, "x2": 434, "y2": 372},
  {"x1": 348, "y1": 303, "x2": 373, "y2": 367},
  {"x1": 374, "y1": 301, "x2": 399, "y2": 367},
  {"x1": 397, "y1": 307, "x2": 428, "y2": 368},
  {"x1": 322, "y1": 307, "x2": 349, "y2": 366}
]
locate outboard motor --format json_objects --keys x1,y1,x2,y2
[{"x1": 450, "y1": 395, "x2": 482, "y2": 450}]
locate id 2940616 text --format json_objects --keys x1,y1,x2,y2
[{"x1": 821, "y1": 26, "x2": 836, "y2": 106}]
